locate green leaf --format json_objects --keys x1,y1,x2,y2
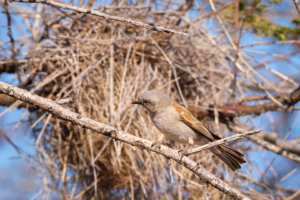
[
  {"x1": 278, "y1": 33, "x2": 286, "y2": 41},
  {"x1": 291, "y1": 18, "x2": 300, "y2": 25}
]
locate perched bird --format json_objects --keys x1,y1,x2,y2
[{"x1": 132, "y1": 89, "x2": 245, "y2": 171}]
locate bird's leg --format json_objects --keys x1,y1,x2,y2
[
  {"x1": 178, "y1": 138, "x2": 194, "y2": 158},
  {"x1": 151, "y1": 135, "x2": 170, "y2": 150},
  {"x1": 167, "y1": 139, "x2": 175, "y2": 148}
]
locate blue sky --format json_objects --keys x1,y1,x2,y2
[
  {"x1": 0, "y1": 105, "x2": 40, "y2": 199},
  {"x1": 0, "y1": 72, "x2": 40, "y2": 199}
]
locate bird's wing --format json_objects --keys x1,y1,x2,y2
[{"x1": 172, "y1": 102, "x2": 216, "y2": 141}]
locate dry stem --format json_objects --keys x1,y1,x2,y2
[{"x1": 11, "y1": 0, "x2": 189, "y2": 36}]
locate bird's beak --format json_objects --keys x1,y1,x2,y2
[{"x1": 131, "y1": 99, "x2": 141, "y2": 105}]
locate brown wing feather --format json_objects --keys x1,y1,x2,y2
[
  {"x1": 172, "y1": 102, "x2": 215, "y2": 141},
  {"x1": 172, "y1": 102, "x2": 246, "y2": 171}
]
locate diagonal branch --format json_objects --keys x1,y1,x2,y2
[
  {"x1": 0, "y1": 80, "x2": 251, "y2": 200},
  {"x1": 11, "y1": 0, "x2": 189, "y2": 36},
  {"x1": 228, "y1": 124, "x2": 300, "y2": 164},
  {"x1": 260, "y1": 133, "x2": 300, "y2": 155},
  {"x1": 248, "y1": 136, "x2": 300, "y2": 164},
  {"x1": 292, "y1": 0, "x2": 300, "y2": 17},
  {"x1": 186, "y1": 129, "x2": 262, "y2": 156}
]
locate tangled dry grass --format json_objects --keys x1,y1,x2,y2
[{"x1": 1, "y1": 0, "x2": 300, "y2": 199}]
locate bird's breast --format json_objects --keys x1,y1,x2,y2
[{"x1": 150, "y1": 106, "x2": 197, "y2": 144}]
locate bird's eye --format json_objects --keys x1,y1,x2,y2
[{"x1": 144, "y1": 100, "x2": 148, "y2": 104}]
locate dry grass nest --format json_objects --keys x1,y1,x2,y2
[{"x1": 2, "y1": 1, "x2": 289, "y2": 199}]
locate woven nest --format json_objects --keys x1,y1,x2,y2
[{"x1": 2, "y1": 1, "x2": 294, "y2": 199}]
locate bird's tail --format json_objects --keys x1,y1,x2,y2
[{"x1": 210, "y1": 144, "x2": 246, "y2": 171}]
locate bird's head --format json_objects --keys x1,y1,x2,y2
[{"x1": 132, "y1": 89, "x2": 173, "y2": 113}]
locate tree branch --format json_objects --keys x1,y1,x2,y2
[
  {"x1": 0, "y1": 59, "x2": 27, "y2": 74},
  {"x1": 0, "y1": 80, "x2": 251, "y2": 200},
  {"x1": 258, "y1": 133, "x2": 300, "y2": 155},
  {"x1": 248, "y1": 136, "x2": 300, "y2": 164},
  {"x1": 228, "y1": 123, "x2": 300, "y2": 164},
  {"x1": 186, "y1": 129, "x2": 262, "y2": 156},
  {"x1": 188, "y1": 86, "x2": 300, "y2": 118},
  {"x1": 292, "y1": 0, "x2": 300, "y2": 17},
  {"x1": 200, "y1": 178, "x2": 210, "y2": 200},
  {"x1": 11, "y1": 0, "x2": 189, "y2": 37}
]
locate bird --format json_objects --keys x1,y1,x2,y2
[{"x1": 132, "y1": 89, "x2": 246, "y2": 171}]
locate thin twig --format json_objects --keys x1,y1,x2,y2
[
  {"x1": 186, "y1": 129, "x2": 262, "y2": 156},
  {"x1": 200, "y1": 178, "x2": 210, "y2": 200},
  {"x1": 240, "y1": 40, "x2": 300, "y2": 47},
  {"x1": 151, "y1": 37, "x2": 188, "y2": 108},
  {"x1": 3, "y1": 0, "x2": 17, "y2": 60},
  {"x1": 261, "y1": 135, "x2": 300, "y2": 155},
  {"x1": 104, "y1": 5, "x2": 152, "y2": 9},
  {"x1": 249, "y1": 136, "x2": 300, "y2": 164},
  {"x1": 11, "y1": 0, "x2": 189, "y2": 36}
]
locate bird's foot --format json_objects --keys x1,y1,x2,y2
[
  {"x1": 151, "y1": 140, "x2": 170, "y2": 150},
  {"x1": 178, "y1": 149, "x2": 188, "y2": 159},
  {"x1": 178, "y1": 145, "x2": 190, "y2": 159}
]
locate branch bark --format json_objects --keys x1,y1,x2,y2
[
  {"x1": 0, "y1": 80, "x2": 251, "y2": 200},
  {"x1": 200, "y1": 178, "x2": 210, "y2": 200},
  {"x1": 11, "y1": 0, "x2": 189, "y2": 36},
  {"x1": 188, "y1": 86, "x2": 300, "y2": 117},
  {"x1": 292, "y1": 0, "x2": 300, "y2": 17}
]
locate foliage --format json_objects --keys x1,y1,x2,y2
[{"x1": 222, "y1": 0, "x2": 300, "y2": 41}]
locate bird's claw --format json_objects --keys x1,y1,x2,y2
[
  {"x1": 151, "y1": 140, "x2": 162, "y2": 150},
  {"x1": 178, "y1": 143, "x2": 191, "y2": 160},
  {"x1": 178, "y1": 149, "x2": 188, "y2": 159}
]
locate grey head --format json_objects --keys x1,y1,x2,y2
[{"x1": 132, "y1": 89, "x2": 173, "y2": 113}]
